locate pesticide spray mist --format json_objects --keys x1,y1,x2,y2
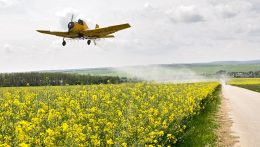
[{"x1": 116, "y1": 65, "x2": 217, "y2": 83}]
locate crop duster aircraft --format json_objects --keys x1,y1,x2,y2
[{"x1": 37, "y1": 15, "x2": 131, "y2": 46}]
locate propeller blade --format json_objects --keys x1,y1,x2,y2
[
  {"x1": 71, "y1": 14, "x2": 74, "y2": 22},
  {"x1": 68, "y1": 14, "x2": 74, "y2": 34}
]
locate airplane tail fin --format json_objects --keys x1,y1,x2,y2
[{"x1": 95, "y1": 24, "x2": 100, "y2": 29}]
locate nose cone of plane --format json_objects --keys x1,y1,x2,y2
[
  {"x1": 67, "y1": 22, "x2": 75, "y2": 34},
  {"x1": 68, "y1": 22, "x2": 74, "y2": 29}
]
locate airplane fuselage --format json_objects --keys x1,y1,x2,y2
[{"x1": 70, "y1": 20, "x2": 89, "y2": 34}]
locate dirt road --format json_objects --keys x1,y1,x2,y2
[{"x1": 222, "y1": 84, "x2": 260, "y2": 147}]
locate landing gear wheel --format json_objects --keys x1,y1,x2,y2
[
  {"x1": 87, "y1": 40, "x2": 91, "y2": 45},
  {"x1": 62, "y1": 39, "x2": 66, "y2": 46}
]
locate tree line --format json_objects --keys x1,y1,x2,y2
[
  {"x1": 215, "y1": 70, "x2": 260, "y2": 78},
  {"x1": 0, "y1": 72, "x2": 123, "y2": 87}
]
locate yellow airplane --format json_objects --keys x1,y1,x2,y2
[{"x1": 37, "y1": 15, "x2": 131, "y2": 46}]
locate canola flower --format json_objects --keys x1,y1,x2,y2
[
  {"x1": 228, "y1": 78, "x2": 260, "y2": 85},
  {"x1": 0, "y1": 82, "x2": 219, "y2": 146}
]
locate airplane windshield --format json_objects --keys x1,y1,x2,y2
[{"x1": 78, "y1": 19, "x2": 84, "y2": 25}]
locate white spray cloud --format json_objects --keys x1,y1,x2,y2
[{"x1": 117, "y1": 66, "x2": 213, "y2": 83}]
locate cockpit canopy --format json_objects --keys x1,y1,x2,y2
[{"x1": 78, "y1": 19, "x2": 84, "y2": 25}]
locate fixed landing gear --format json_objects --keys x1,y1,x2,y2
[
  {"x1": 61, "y1": 39, "x2": 95, "y2": 46},
  {"x1": 87, "y1": 40, "x2": 91, "y2": 45},
  {"x1": 62, "y1": 38, "x2": 66, "y2": 46}
]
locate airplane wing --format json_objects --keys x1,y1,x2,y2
[
  {"x1": 82, "y1": 23, "x2": 131, "y2": 38},
  {"x1": 36, "y1": 30, "x2": 77, "y2": 38},
  {"x1": 100, "y1": 35, "x2": 115, "y2": 38}
]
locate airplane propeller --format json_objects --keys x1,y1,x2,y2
[{"x1": 67, "y1": 14, "x2": 74, "y2": 34}]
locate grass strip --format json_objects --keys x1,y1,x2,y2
[
  {"x1": 232, "y1": 84, "x2": 260, "y2": 93},
  {"x1": 175, "y1": 86, "x2": 221, "y2": 147}
]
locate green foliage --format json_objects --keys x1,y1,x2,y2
[
  {"x1": 233, "y1": 84, "x2": 260, "y2": 93},
  {"x1": 0, "y1": 72, "x2": 122, "y2": 87},
  {"x1": 175, "y1": 86, "x2": 221, "y2": 146}
]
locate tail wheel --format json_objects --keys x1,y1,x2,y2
[{"x1": 87, "y1": 40, "x2": 91, "y2": 45}]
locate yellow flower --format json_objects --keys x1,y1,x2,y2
[
  {"x1": 122, "y1": 142, "x2": 127, "y2": 147},
  {"x1": 19, "y1": 143, "x2": 30, "y2": 147},
  {"x1": 1, "y1": 143, "x2": 11, "y2": 147},
  {"x1": 46, "y1": 128, "x2": 55, "y2": 136},
  {"x1": 0, "y1": 82, "x2": 219, "y2": 146},
  {"x1": 117, "y1": 110, "x2": 123, "y2": 117},
  {"x1": 62, "y1": 123, "x2": 69, "y2": 131},
  {"x1": 106, "y1": 139, "x2": 114, "y2": 145},
  {"x1": 158, "y1": 131, "x2": 164, "y2": 136}
]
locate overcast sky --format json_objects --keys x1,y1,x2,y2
[{"x1": 0, "y1": 0, "x2": 260, "y2": 72}]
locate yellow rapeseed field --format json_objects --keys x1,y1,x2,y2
[
  {"x1": 228, "y1": 78, "x2": 260, "y2": 85},
  {"x1": 0, "y1": 82, "x2": 219, "y2": 146}
]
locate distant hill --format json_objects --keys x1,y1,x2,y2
[
  {"x1": 45, "y1": 59, "x2": 260, "y2": 77},
  {"x1": 201, "y1": 60, "x2": 260, "y2": 65}
]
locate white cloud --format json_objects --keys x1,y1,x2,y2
[
  {"x1": 249, "y1": 28, "x2": 260, "y2": 37},
  {"x1": 144, "y1": 2, "x2": 153, "y2": 10},
  {"x1": 166, "y1": 5, "x2": 205, "y2": 23},
  {"x1": 215, "y1": 1, "x2": 252, "y2": 18},
  {"x1": 0, "y1": 0, "x2": 19, "y2": 7},
  {"x1": 215, "y1": 4, "x2": 237, "y2": 18},
  {"x1": 3, "y1": 44, "x2": 13, "y2": 54}
]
